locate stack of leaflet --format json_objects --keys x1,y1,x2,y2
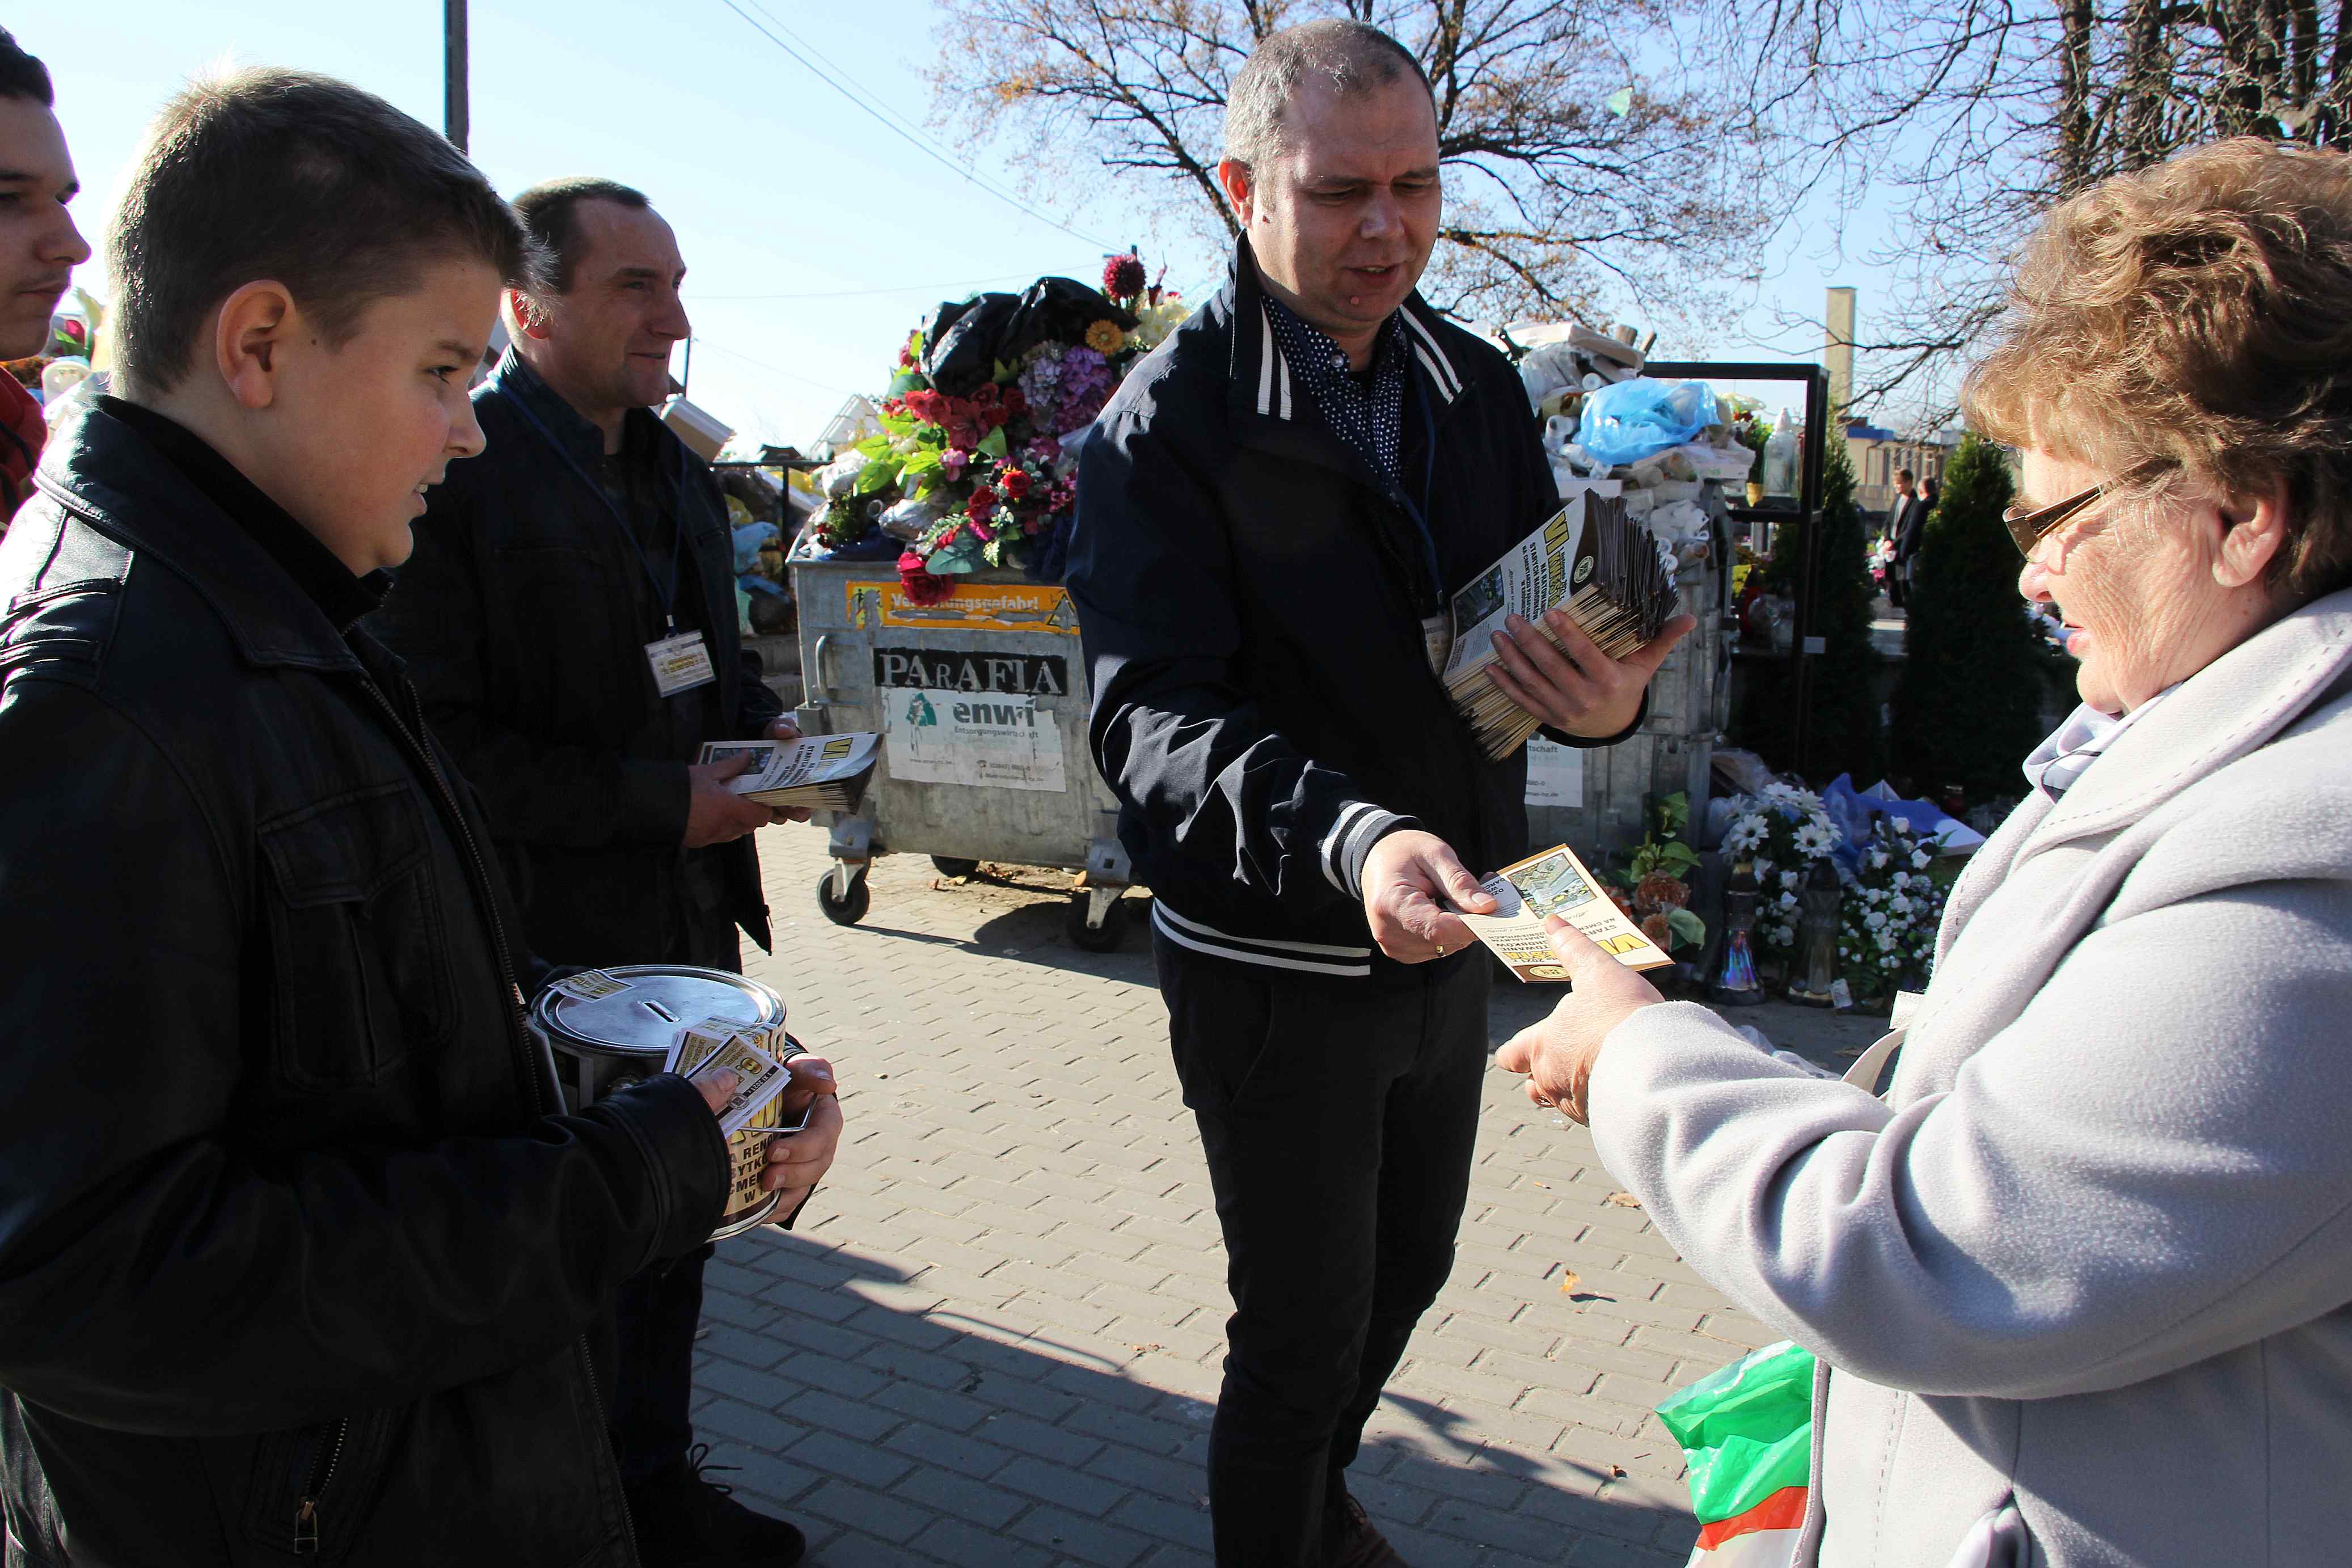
[
  {"x1": 1441, "y1": 493, "x2": 1678, "y2": 760},
  {"x1": 697, "y1": 731, "x2": 879, "y2": 813}
]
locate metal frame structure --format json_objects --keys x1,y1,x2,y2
[{"x1": 1642, "y1": 360, "x2": 1832, "y2": 776}]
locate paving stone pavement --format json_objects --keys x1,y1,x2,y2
[{"x1": 712, "y1": 826, "x2": 1872, "y2": 1567}]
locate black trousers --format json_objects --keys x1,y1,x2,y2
[
  {"x1": 1155, "y1": 933, "x2": 1490, "y2": 1568},
  {"x1": 602, "y1": 895, "x2": 741, "y2": 1485}
]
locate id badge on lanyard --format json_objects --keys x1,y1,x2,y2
[
  {"x1": 647, "y1": 628, "x2": 716, "y2": 696},
  {"x1": 502, "y1": 385, "x2": 713, "y2": 698}
]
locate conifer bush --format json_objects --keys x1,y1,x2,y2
[
  {"x1": 1733, "y1": 441, "x2": 1882, "y2": 781},
  {"x1": 1890, "y1": 433, "x2": 2048, "y2": 799}
]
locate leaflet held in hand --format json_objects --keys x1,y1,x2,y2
[
  {"x1": 1456, "y1": 842, "x2": 1674, "y2": 983},
  {"x1": 665, "y1": 1014, "x2": 799, "y2": 1136},
  {"x1": 699, "y1": 732, "x2": 880, "y2": 813},
  {"x1": 1443, "y1": 493, "x2": 1678, "y2": 762}
]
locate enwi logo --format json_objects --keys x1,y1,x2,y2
[{"x1": 906, "y1": 692, "x2": 939, "y2": 728}]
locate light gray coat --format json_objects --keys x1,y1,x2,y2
[{"x1": 1590, "y1": 587, "x2": 2352, "y2": 1567}]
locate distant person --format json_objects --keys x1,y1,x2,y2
[
  {"x1": 1885, "y1": 467, "x2": 1926, "y2": 608},
  {"x1": 1500, "y1": 137, "x2": 2352, "y2": 1567},
  {"x1": 0, "y1": 27, "x2": 90, "y2": 526},
  {"x1": 368, "y1": 175, "x2": 817, "y2": 1566},
  {"x1": 1069, "y1": 19, "x2": 1688, "y2": 1566},
  {"x1": 0, "y1": 67, "x2": 838, "y2": 1565}
]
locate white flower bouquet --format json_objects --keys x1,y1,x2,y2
[
  {"x1": 1720, "y1": 784, "x2": 1842, "y2": 974},
  {"x1": 1836, "y1": 816, "x2": 1946, "y2": 1003}
]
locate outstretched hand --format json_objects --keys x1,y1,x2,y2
[
  {"x1": 1493, "y1": 915, "x2": 1663, "y2": 1123},
  {"x1": 1359, "y1": 829, "x2": 1495, "y2": 963}
]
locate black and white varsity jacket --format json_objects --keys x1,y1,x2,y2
[{"x1": 1067, "y1": 240, "x2": 1633, "y2": 979}]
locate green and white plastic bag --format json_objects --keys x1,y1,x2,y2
[{"x1": 1655, "y1": 1339, "x2": 1815, "y2": 1566}]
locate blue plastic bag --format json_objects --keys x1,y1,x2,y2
[
  {"x1": 730, "y1": 519, "x2": 780, "y2": 573},
  {"x1": 1577, "y1": 377, "x2": 1720, "y2": 466},
  {"x1": 1818, "y1": 774, "x2": 1984, "y2": 872}
]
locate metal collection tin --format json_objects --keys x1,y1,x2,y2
[{"x1": 530, "y1": 965, "x2": 796, "y2": 1240}]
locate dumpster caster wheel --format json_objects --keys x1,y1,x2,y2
[
  {"x1": 817, "y1": 867, "x2": 871, "y2": 925},
  {"x1": 931, "y1": 856, "x2": 981, "y2": 880},
  {"x1": 1065, "y1": 892, "x2": 1130, "y2": 953}
]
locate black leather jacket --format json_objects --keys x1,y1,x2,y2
[
  {"x1": 366, "y1": 353, "x2": 784, "y2": 966},
  {"x1": 0, "y1": 402, "x2": 728, "y2": 1565}
]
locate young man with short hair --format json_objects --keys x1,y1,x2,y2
[
  {"x1": 0, "y1": 27, "x2": 90, "y2": 523},
  {"x1": 0, "y1": 69, "x2": 838, "y2": 1563}
]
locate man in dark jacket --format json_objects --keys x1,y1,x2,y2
[
  {"x1": 1887, "y1": 467, "x2": 1927, "y2": 608},
  {"x1": 1069, "y1": 22, "x2": 1690, "y2": 1568},
  {"x1": 0, "y1": 69, "x2": 840, "y2": 1565},
  {"x1": 365, "y1": 177, "x2": 808, "y2": 1563}
]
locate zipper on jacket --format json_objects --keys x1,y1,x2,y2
[
  {"x1": 356, "y1": 675, "x2": 555, "y2": 1117},
  {"x1": 578, "y1": 1334, "x2": 637, "y2": 1549},
  {"x1": 292, "y1": 1416, "x2": 349, "y2": 1555}
]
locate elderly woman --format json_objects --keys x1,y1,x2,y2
[{"x1": 1500, "y1": 137, "x2": 2352, "y2": 1568}]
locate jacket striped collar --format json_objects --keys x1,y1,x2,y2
[{"x1": 1226, "y1": 239, "x2": 1465, "y2": 422}]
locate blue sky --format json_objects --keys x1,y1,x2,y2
[{"x1": 31, "y1": 1, "x2": 1908, "y2": 445}]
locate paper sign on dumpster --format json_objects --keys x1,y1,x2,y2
[
  {"x1": 846, "y1": 580, "x2": 1079, "y2": 636},
  {"x1": 882, "y1": 688, "x2": 1069, "y2": 793}
]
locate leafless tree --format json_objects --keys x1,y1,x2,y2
[
  {"x1": 1713, "y1": 1, "x2": 2352, "y2": 426},
  {"x1": 927, "y1": 0, "x2": 1766, "y2": 329}
]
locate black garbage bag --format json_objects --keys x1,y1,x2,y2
[{"x1": 922, "y1": 277, "x2": 1138, "y2": 396}]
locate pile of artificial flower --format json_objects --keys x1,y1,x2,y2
[
  {"x1": 1836, "y1": 816, "x2": 1945, "y2": 1001},
  {"x1": 1610, "y1": 792, "x2": 1708, "y2": 960},
  {"x1": 1719, "y1": 783, "x2": 1843, "y2": 972},
  {"x1": 809, "y1": 254, "x2": 1188, "y2": 597}
]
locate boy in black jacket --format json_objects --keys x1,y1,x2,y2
[{"x1": 0, "y1": 69, "x2": 838, "y2": 1564}]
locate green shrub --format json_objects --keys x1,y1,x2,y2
[
  {"x1": 1732, "y1": 441, "x2": 1882, "y2": 781},
  {"x1": 1890, "y1": 433, "x2": 2047, "y2": 800}
]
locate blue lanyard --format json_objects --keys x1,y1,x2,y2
[{"x1": 503, "y1": 387, "x2": 688, "y2": 627}]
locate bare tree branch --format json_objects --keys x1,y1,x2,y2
[{"x1": 927, "y1": 0, "x2": 1766, "y2": 328}]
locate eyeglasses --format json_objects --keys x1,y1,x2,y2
[{"x1": 2003, "y1": 459, "x2": 2173, "y2": 559}]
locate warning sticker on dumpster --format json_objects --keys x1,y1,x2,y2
[
  {"x1": 882, "y1": 689, "x2": 1069, "y2": 793},
  {"x1": 845, "y1": 581, "x2": 1079, "y2": 636}
]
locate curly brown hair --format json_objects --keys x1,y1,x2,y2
[{"x1": 1963, "y1": 138, "x2": 2352, "y2": 601}]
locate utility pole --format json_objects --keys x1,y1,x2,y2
[{"x1": 444, "y1": 0, "x2": 470, "y2": 151}]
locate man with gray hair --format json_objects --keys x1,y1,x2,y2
[{"x1": 1070, "y1": 19, "x2": 1690, "y2": 1567}]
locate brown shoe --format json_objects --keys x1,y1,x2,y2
[{"x1": 1329, "y1": 1494, "x2": 1412, "y2": 1568}]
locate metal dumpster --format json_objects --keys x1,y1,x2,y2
[{"x1": 786, "y1": 553, "x2": 1135, "y2": 950}]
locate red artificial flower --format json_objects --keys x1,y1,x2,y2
[
  {"x1": 966, "y1": 487, "x2": 999, "y2": 518},
  {"x1": 999, "y1": 468, "x2": 1032, "y2": 500},
  {"x1": 903, "y1": 389, "x2": 948, "y2": 425},
  {"x1": 897, "y1": 552, "x2": 953, "y2": 605},
  {"x1": 1103, "y1": 253, "x2": 1147, "y2": 301}
]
